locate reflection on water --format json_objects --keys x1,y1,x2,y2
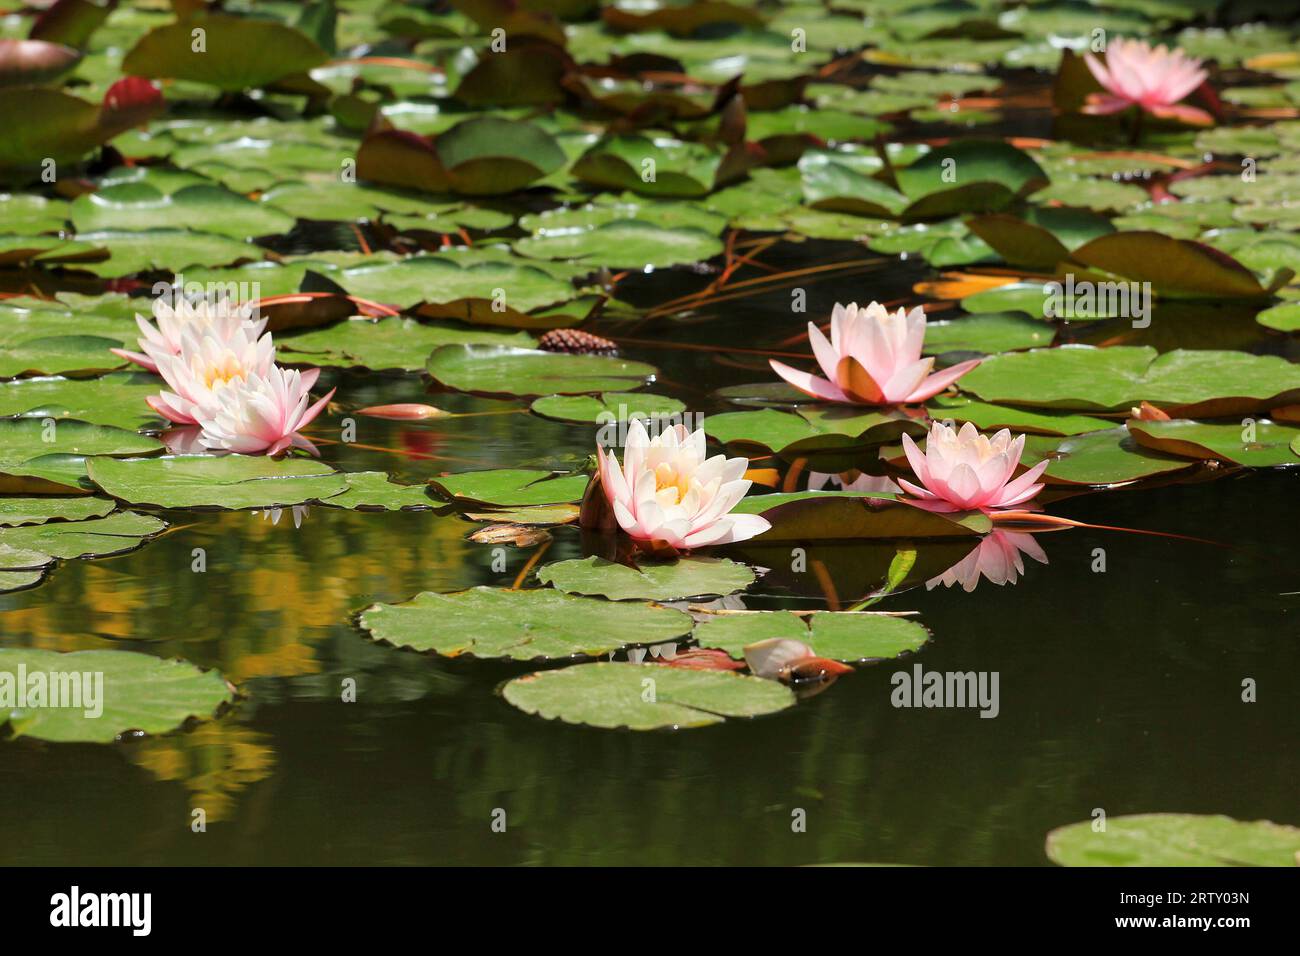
[
  {"x1": 925, "y1": 530, "x2": 1051, "y2": 592},
  {"x1": 1, "y1": 247, "x2": 1297, "y2": 865}
]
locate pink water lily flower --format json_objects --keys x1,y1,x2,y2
[
  {"x1": 197, "y1": 364, "x2": 334, "y2": 456},
  {"x1": 1083, "y1": 38, "x2": 1212, "y2": 126},
  {"x1": 925, "y1": 530, "x2": 1048, "y2": 592},
  {"x1": 596, "y1": 419, "x2": 771, "y2": 550},
  {"x1": 147, "y1": 324, "x2": 279, "y2": 426},
  {"x1": 113, "y1": 297, "x2": 267, "y2": 373},
  {"x1": 769, "y1": 302, "x2": 980, "y2": 406},
  {"x1": 899, "y1": 421, "x2": 1049, "y2": 514}
]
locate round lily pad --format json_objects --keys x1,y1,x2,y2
[
  {"x1": 959, "y1": 346, "x2": 1300, "y2": 414},
  {"x1": 429, "y1": 469, "x2": 588, "y2": 507},
  {"x1": 530, "y1": 391, "x2": 686, "y2": 424},
  {"x1": 427, "y1": 345, "x2": 657, "y2": 398},
  {"x1": 694, "y1": 610, "x2": 930, "y2": 663},
  {"x1": 0, "y1": 373, "x2": 165, "y2": 431},
  {"x1": 319, "y1": 472, "x2": 435, "y2": 511},
  {"x1": 0, "y1": 511, "x2": 166, "y2": 560},
  {"x1": 279, "y1": 317, "x2": 534, "y2": 371},
  {"x1": 1127, "y1": 419, "x2": 1300, "y2": 468},
  {"x1": 536, "y1": 556, "x2": 755, "y2": 601},
  {"x1": 0, "y1": 648, "x2": 235, "y2": 744},
  {"x1": 360, "y1": 586, "x2": 695, "y2": 661},
  {"x1": 86, "y1": 456, "x2": 351, "y2": 510},
  {"x1": 501, "y1": 661, "x2": 795, "y2": 730},
  {"x1": 515, "y1": 219, "x2": 724, "y2": 269},
  {"x1": 1046, "y1": 813, "x2": 1300, "y2": 867},
  {"x1": 0, "y1": 497, "x2": 114, "y2": 527}
]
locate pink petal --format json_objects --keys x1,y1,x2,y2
[
  {"x1": 1082, "y1": 93, "x2": 1134, "y2": 115},
  {"x1": 904, "y1": 358, "x2": 982, "y2": 403},
  {"x1": 769, "y1": 359, "x2": 848, "y2": 402},
  {"x1": 110, "y1": 347, "x2": 158, "y2": 373},
  {"x1": 1147, "y1": 103, "x2": 1214, "y2": 126}
]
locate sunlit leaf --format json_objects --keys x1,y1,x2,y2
[
  {"x1": 501, "y1": 662, "x2": 794, "y2": 730},
  {"x1": 361, "y1": 586, "x2": 694, "y2": 660},
  {"x1": 0, "y1": 648, "x2": 234, "y2": 744}
]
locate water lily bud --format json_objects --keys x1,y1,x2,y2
[
  {"x1": 356, "y1": 403, "x2": 447, "y2": 420},
  {"x1": 1129, "y1": 402, "x2": 1171, "y2": 422},
  {"x1": 743, "y1": 638, "x2": 813, "y2": 681}
]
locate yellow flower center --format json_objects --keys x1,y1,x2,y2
[
  {"x1": 654, "y1": 462, "x2": 691, "y2": 506},
  {"x1": 203, "y1": 354, "x2": 247, "y2": 389}
]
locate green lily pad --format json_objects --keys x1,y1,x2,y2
[
  {"x1": 1127, "y1": 419, "x2": 1300, "y2": 467},
  {"x1": 360, "y1": 586, "x2": 694, "y2": 661},
  {"x1": 572, "y1": 134, "x2": 744, "y2": 198},
  {"x1": 86, "y1": 456, "x2": 350, "y2": 510},
  {"x1": 959, "y1": 346, "x2": 1300, "y2": 414},
  {"x1": 800, "y1": 148, "x2": 908, "y2": 217},
  {"x1": 1024, "y1": 428, "x2": 1193, "y2": 486},
  {"x1": 0, "y1": 335, "x2": 127, "y2": 379},
  {"x1": 464, "y1": 504, "x2": 580, "y2": 525},
  {"x1": 123, "y1": 14, "x2": 329, "y2": 91},
  {"x1": 1256, "y1": 302, "x2": 1300, "y2": 332},
  {"x1": 427, "y1": 345, "x2": 657, "y2": 398},
  {"x1": 279, "y1": 317, "x2": 534, "y2": 371},
  {"x1": 0, "y1": 511, "x2": 166, "y2": 560},
  {"x1": 1046, "y1": 813, "x2": 1300, "y2": 867},
  {"x1": 961, "y1": 281, "x2": 1060, "y2": 319},
  {"x1": 75, "y1": 229, "x2": 257, "y2": 276},
  {"x1": 320, "y1": 472, "x2": 435, "y2": 511},
  {"x1": 429, "y1": 468, "x2": 588, "y2": 507},
  {"x1": 694, "y1": 610, "x2": 930, "y2": 663},
  {"x1": 530, "y1": 392, "x2": 686, "y2": 424},
  {"x1": 0, "y1": 648, "x2": 235, "y2": 744},
  {"x1": 501, "y1": 661, "x2": 795, "y2": 730},
  {"x1": 927, "y1": 395, "x2": 1114, "y2": 436},
  {"x1": 70, "y1": 183, "x2": 295, "y2": 241},
  {"x1": 894, "y1": 139, "x2": 1048, "y2": 220},
  {"x1": 0, "y1": 194, "x2": 70, "y2": 235},
  {"x1": 358, "y1": 116, "x2": 566, "y2": 196},
  {"x1": 0, "y1": 569, "x2": 46, "y2": 593},
  {"x1": 923, "y1": 312, "x2": 1053, "y2": 354},
  {"x1": 435, "y1": 116, "x2": 568, "y2": 195},
  {"x1": 0, "y1": 373, "x2": 163, "y2": 431},
  {"x1": 337, "y1": 256, "x2": 578, "y2": 315},
  {"x1": 536, "y1": 556, "x2": 755, "y2": 601},
  {"x1": 516, "y1": 219, "x2": 724, "y2": 269},
  {"x1": 704, "y1": 408, "x2": 926, "y2": 456},
  {"x1": 0, "y1": 497, "x2": 114, "y2": 527},
  {"x1": 0, "y1": 419, "x2": 162, "y2": 490}
]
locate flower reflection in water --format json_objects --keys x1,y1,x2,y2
[
  {"x1": 925, "y1": 530, "x2": 1048, "y2": 593},
  {"x1": 256, "y1": 505, "x2": 311, "y2": 529}
]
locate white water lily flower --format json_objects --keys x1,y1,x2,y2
[
  {"x1": 596, "y1": 420, "x2": 770, "y2": 550},
  {"x1": 197, "y1": 364, "x2": 333, "y2": 456},
  {"x1": 147, "y1": 323, "x2": 278, "y2": 426},
  {"x1": 114, "y1": 297, "x2": 267, "y2": 373}
]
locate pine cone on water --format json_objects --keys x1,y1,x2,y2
[{"x1": 538, "y1": 328, "x2": 618, "y2": 356}]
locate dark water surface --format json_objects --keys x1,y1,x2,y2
[{"x1": 1, "y1": 243, "x2": 1296, "y2": 866}]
